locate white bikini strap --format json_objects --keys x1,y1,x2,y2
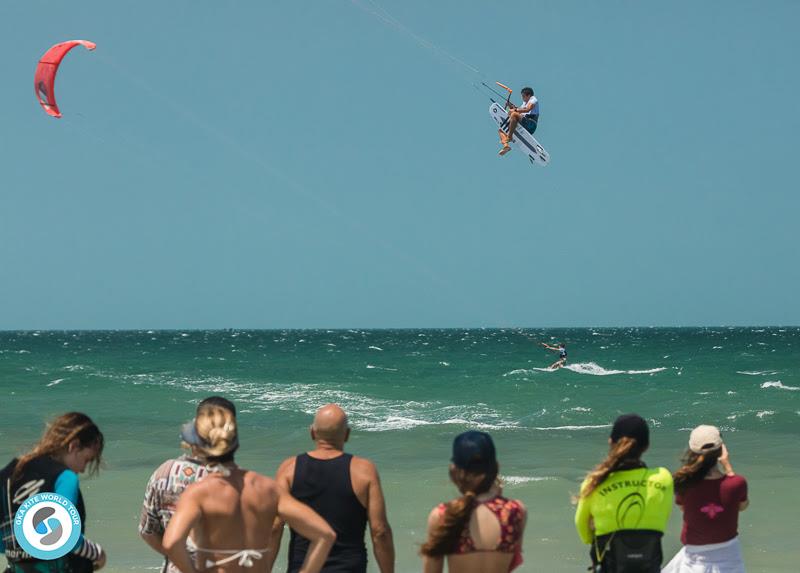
[{"x1": 204, "y1": 548, "x2": 269, "y2": 569}]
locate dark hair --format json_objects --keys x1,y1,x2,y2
[
  {"x1": 673, "y1": 447, "x2": 722, "y2": 493},
  {"x1": 521, "y1": 87, "x2": 534, "y2": 96},
  {"x1": 198, "y1": 395, "x2": 236, "y2": 416},
  {"x1": 420, "y1": 462, "x2": 499, "y2": 557},
  {"x1": 13, "y1": 413, "x2": 104, "y2": 482}
]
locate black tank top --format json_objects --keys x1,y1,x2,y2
[{"x1": 288, "y1": 453, "x2": 368, "y2": 573}]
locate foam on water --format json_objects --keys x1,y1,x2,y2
[
  {"x1": 502, "y1": 476, "x2": 557, "y2": 485},
  {"x1": 533, "y1": 424, "x2": 611, "y2": 431},
  {"x1": 504, "y1": 362, "x2": 667, "y2": 377},
  {"x1": 738, "y1": 370, "x2": 779, "y2": 376},
  {"x1": 761, "y1": 381, "x2": 800, "y2": 391}
]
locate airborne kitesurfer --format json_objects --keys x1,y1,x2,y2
[{"x1": 500, "y1": 87, "x2": 539, "y2": 156}]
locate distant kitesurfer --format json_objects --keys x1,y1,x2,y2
[
  {"x1": 499, "y1": 87, "x2": 539, "y2": 156},
  {"x1": 540, "y1": 341, "x2": 567, "y2": 369}
]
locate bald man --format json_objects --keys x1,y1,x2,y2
[{"x1": 269, "y1": 404, "x2": 394, "y2": 573}]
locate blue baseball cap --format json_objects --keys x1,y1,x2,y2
[
  {"x1": 451, "y1": 431, "x2": 497, "y2": 472},
  {"x1": 180, "y1": 419, "x2": 210, "y2": 447}
]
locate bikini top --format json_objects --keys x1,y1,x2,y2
[
  {"x1": 436, "y1": 494, "x2": 525, "y2": 570},
  {"x1": 188, "y1": 538, "x2": 271, "y2": 569}
]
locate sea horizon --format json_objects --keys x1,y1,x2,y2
[{"x1": 3, "y1": 327, "x2": 798, "y2": 571}]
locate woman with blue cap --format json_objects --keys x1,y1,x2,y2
[{"x1": 420, "y1": 431, "x2": 527, "y2": 572}]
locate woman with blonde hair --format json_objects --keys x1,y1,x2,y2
[
  {"x1": 0, "y1": 412, "x2": 106, "y2": 573},
  {"x1": 140, "y1": 396, "x2": 237, "y2": 573},
  {"x1": 662, "y1": 425, "x2": 748, "y2": 573},
  {"x1": 163, "y1": 399, "x2": 335, "y2": 573},
  {"x1": 574, "y1": 414, "x2": 673, "y2": 572},
  {"x1": 420, "y1": 431, "x2": 526, "y2": 573}
]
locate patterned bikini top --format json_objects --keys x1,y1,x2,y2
[{"x1": 437, "y1": 495, "x2": 525, "y2": 570}]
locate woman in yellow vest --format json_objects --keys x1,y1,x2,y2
[{"x1": 575, "y1": 414, "x2": 673, "y2": 572}]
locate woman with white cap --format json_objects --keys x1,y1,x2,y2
[{"x1": 662, "y1": 425, "x2": 749, "y2": 573}]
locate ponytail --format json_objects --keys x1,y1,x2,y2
[
  {"x1": 673, "y1": 448, "x2": 721, "y2": 493},
  {"x1": 421, "y1": 462, "x2": 498, "y2": 557},
  {"x1": 581, "y1": 436, "x2": 640, "y2": 498}
]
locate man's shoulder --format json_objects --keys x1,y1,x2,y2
[
  {"x1": 350, "y1": 455, "x2": 379, "y2": 480},
  {"x1": 276, "y1": 455, "x2": 298, "y2": 476},
  {"x1": 350, "y1": 454, "x2": 377, "y2": 467}
]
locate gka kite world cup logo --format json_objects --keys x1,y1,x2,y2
[{"x1": 13, "y1": 492, "x2": 81, "y2": 559}]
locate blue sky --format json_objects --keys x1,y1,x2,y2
[{"x1": 1, "y1": 1, "x2": 798, "y2": 329}]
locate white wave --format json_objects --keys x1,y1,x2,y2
[
  {"x1": 47, "y1": 378, "x2": 65, "y2": 387},
  {"x1": 712, "y1": 346, "x2": 723, "y2": 349},
  {"x1": 570, "y1": 407, "x2": 592, "y2": 412},
  {"x1": 737, "y1": 370, "x2": 778, "y2": 376},
  {"x1": 761, "y1": 381, "x2": 800, "y2": 391},
  {"x1": 107, "y1": 372, "x2": 524, "y2": 433},
  {"x1": 439, "y1": 361, "x2": 450, "y2": 366},
  {"x1": 502, "y1": 368, "x2": 535, "y2": 376},
  {"x1": 372, "y1": 416, "x2": 433, "y2": 431},
  {"x1": 366, "y1": 364, "x2": 398, "y2": 372},
  {"x1": 503, "y1": 362, "x2": 666, "y2": 377},
  {"x1": 533, "y1": 424, "x2": 611, "y2": 431},
  {"x1": 756, "y1": 410, "x2": 775, "y2": 419},
  {"x1": 503, "y1": 475, "x2": 556, "y2": 486},
  {"x1": 62, "y1": 364, "x2": 87, "y2": 372},
  {"x1": 368, "y1": 346, "x2": 383, "y2": 351},
  {"x1": 565, "y1": 362, "x2": 666, "y2": 376},
  {"x1": 626, "y1": 367, "x2": 668, "y2": 375}
]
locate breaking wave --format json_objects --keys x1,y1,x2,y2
[
  {"x1": 504, "y1": 362, "x2": 667, "y2": 377},
  {"x1": 761, "y1": 381, "x2": 800, "y2": 391}
]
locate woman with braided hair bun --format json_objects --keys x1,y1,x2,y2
[
  {"x1": 420, "y1": 431, "x2": 526, "y2": 573},
  {"x1": 163, "y1": 398, "x2": 335, "y2": 573}
]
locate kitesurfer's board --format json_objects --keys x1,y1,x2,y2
[{"x1": 489, "y1": 103, "x2": 550, "y2": 166}]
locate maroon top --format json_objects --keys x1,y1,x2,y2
[{"x1": 676, "y1": 475, "x2": 748, "y2": 545}]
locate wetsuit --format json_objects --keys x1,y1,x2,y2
[
  {"x1": 0, "y1": 457, "x2": 102, "y2": 573},
  {"x1": 559, "y1": 347, "x2": 567, "y2": 361},
  {"x1": 288, "y1": 453, "x2": 368, "y2": 573}
]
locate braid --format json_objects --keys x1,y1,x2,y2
[{"x1": 421, "y1": 463, "x2": 498, "y2": 557}]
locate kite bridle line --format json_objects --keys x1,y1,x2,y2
[{"x1": 477, "y1": 81, "x2": 511, "y2": 104}]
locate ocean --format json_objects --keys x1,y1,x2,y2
[{"x1": 1, "y1": 328, "x2": 798, "y2": 572}]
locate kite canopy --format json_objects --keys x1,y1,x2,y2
[{"x1": 34, "y1": 40, "x2": 96, "y2": 118}]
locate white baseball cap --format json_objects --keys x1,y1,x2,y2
[{"x1": 689, "y1": 425, "x2": 723, "y2": 454}]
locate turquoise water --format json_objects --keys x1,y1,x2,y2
[{"x1": 1, "y1": 328, "x2": 799, "y2": 571}]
